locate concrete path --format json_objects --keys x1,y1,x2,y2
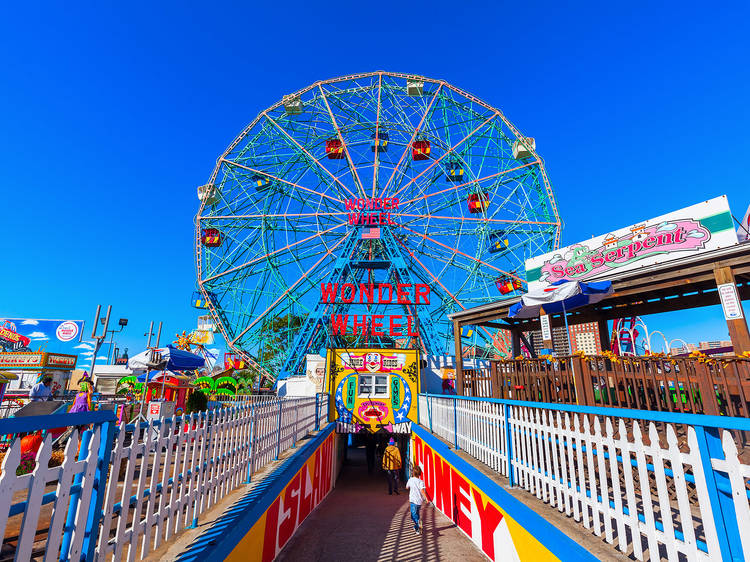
[{"x1": 277, "y1": 447, "x2": 486, "y2": 562}]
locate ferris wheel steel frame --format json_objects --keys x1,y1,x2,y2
[{"x1": 195, "y1": 71, "x2": 562, "y2": 381}]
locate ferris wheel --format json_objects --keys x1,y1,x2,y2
[{"x1": 195, "y1": 71, "x2": 561, "y2": 380}]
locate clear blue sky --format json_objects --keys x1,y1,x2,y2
[{"x1": 1, "y1": 2, "x2": 748, "y2": 367}]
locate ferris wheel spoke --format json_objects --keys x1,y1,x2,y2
[
  {"x1": 221, "y1": 158, "x2": 344, "y2": 206},
  {"x1": 396, "y1": 224, "x2": 523, "y2": 283},
  {"x1": 201, "y1": 222, "x2": 347, "y2": 284},
  {"x1": 400, "y1": 119, "x2": 498, "y2": 207},
  {"x1": 396, "y1": 213, "x2": 558, "y2": 227},
  {"x1": 378, "y1": 83, "x2": 443, "y2": 199},
  {"x1": 203, "y1": 212, "x2": 348, "y2": 220},
  {"x1": 202, "y1": 214, "x2": 345, "y2": 285},
  {"x1": 399, "y1": 160, "x2": 540, "y2": 208},
  {"x1": 264, "y1": 113, "x2": 359, "y2": 200},
  {"x1": 396, "y1": 238, "x2": 498, "y2": 343},
  {"x1": 317, "y1": 84, "x2": 366, "y2": 198},
  {"x1": 390, "y1": 113, "x2": 498, "y2": 200},
  {"x1": 229, "y1": 231, "x2": 352, "y2": 346}
]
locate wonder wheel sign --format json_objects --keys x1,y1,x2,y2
[{"x1": 195, "y1": 72, "x2": 561, "y2": 380}]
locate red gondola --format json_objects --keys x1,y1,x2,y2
[
  {"x1": 326, "y1": 139, "x2": 345, "y2": 159},
  {"x1": 468, "y1": 192, "x2": 489, "y2": 213},
  {"x1": 412, "y1": 140, "x2": 431, "y2": 161},
  {"x1": 495, "y1": 276, "x2": 523, "y2": 295},
  {"x1": 224, "y1": 352, "x2": 246, "y2": 370},
  {"x1": 201, "y1": 228, "x2": 222, "y2": 247}
]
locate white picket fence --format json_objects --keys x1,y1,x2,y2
[
  {"x1": 0, "y1": 395, "x2": 328, "y2": 561},
  {"x1": 419, "y1": 394, "x2": 750, "y2": 561}
]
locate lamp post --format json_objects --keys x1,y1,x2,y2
[
  {"x1": 144, "y1": 321, "x2": 163, "y2": 348},
  {"x1": 89, "y1": 305, "x2": 111, "y2": 376},
  {"x1": 105, "y1": 318, "x2": 128, "y2": 364}
]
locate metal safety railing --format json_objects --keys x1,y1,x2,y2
[
  {"x1": 419, "y1": 393, "x2": 750, "y2": 561},
  {"x1": 0, "y1": 394, "x2": 329, "y2": 561},
  {"x1": 459, "y1": 355, "x2": 750, "y2": 418}
]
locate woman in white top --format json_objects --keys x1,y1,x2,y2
[{"x1": 406, "y1": 465, "x2": 429, "y2": 534}]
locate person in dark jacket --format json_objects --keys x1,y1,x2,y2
[{"x1": 365, "y1": 433, "x2": 376, "y2": 475}]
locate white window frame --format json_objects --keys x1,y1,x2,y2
[{"x1": 358, "y1": 374, "x2": 390, "y2": 398}]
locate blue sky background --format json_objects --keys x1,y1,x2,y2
[{"x1": 1, "y1": 2, "x2": 748, "y2": 367}]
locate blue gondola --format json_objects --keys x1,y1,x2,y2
[
  {"x1": 446, "y1": 164, "x2": 464, "y2": 182},
  {"x1": 488, "y1": 233, "x2": 509, "y2": 254},
  {"x1": 370, "y1": 131, "x2": 389, "y2": 152},
  {"x1": 252, "y1": 174, "x2": 272, "y2": 191},
  {"x1": 191, "y1": 291, "x2": 214, "y2": 309}
]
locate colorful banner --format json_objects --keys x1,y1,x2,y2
[
  {"x1": 411, "y1": 427, "x2": 599, "y2": 562},
  {"x1": 0, "y1": 318, "x2": 85, "y2": 358},
  {"x1": 525, "y1": 196, "x2": 738, "y2": 290},
  {"x1": 225, "y1": 430, "x2": 335, "y2": 561},
  {"x1": 328, "y1": 348, "x2": 419, "y2": 434},
  {"x1": 0, "y1": 352, "x2": 77, "y2": 370}
]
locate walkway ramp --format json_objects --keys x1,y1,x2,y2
[{"x1": 277, "y1": 447, "x2": 485, "y2": 562}]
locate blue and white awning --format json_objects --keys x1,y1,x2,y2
[{"x1": 508, "y1": 280, "x2": 613, "y2": 319}]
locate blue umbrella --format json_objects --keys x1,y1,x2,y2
[
  {"x1": 508, "y1": 280, "x2": 613, "y2": 319},
  {"x1": 128, "y1": 344, "x2": 205, "y2": 372},
  {"x1": 508, "y1": 280, "x2": 613, "y2": 356},
  {"x1": 136, "y1": 371, "x2": 161, "y2": 383}
]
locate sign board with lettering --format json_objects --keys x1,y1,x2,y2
[
  {"x1": 0, "y1": 353, "x2": 44, "y2": 369},
  {"x1": 0, "y1": 352, "x2": 78, "y2": 371},
  {"x1": 147, "y1": 401, "x2": 175, "y2": 422},
  {"x1": 540, "y1": 313, "x2": 552, "y2": 346},
  {"x1": 219, "y1": 429, "x2": 336, "y2": 560},
  {"x1": 718, "y1": 283, "x2": 744, "y2": 320},
  {"x1": 45, "y1": 354, "x2": 78, "y2": 369},
  {"x1": 0, "y1": 319, "x2": 86, "y2": 364},
  {"x1": 328, "y1": 348, "x2": 419, "y2": 434},
  {"x1": 525, "y1": 196, "x2": 738, "y2": 290}
]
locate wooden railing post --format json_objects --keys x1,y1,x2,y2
[
  {"x1": 571, "y1": 356, "x2": 595, "y2": 406},
  {"x1": 454, "y1": 320, "x2": 465, "y2": 395},
  {"x1": 490, "y1": 361, "x2": 500, "y2": 398},
  {"x1": 696, "y1": 361, "x2": 720, "y2": 416},
  {"x1": 714, "y1": 266, "x2": 750, "y2": 354}
]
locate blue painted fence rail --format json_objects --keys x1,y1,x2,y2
[
  {"x1": 419, "y1": 393, "x2": 750, "y2": 561},
  {"x1": 0, "y1": 394, "x2": 328, "y2": 561}
]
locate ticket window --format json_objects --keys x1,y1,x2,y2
[{"x1": 358, "y1": 374, "x2": 389, "y2": 398}]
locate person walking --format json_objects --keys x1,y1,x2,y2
[
  {"x1": 382, "y1": 437, "x2": 402, "y2": 495},
  {"x1": 406, "y1": 465, "x2": 429, "y2": 534},
  {"x1": 365, "y1": 433, "x2": 376, "y2": 475},
  {"x1": 30, "y1": 377, "x2": 53, "y2": 401}
]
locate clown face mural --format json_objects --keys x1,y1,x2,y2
[{"x1": 328, "y1": 349, "x2": 419, "y2": 434}]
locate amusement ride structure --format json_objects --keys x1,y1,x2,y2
[{"x1": 195, "y1": 72, "x2": 561, "y2": 381}]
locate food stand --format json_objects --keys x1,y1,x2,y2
[
  {"x1": 0, "y1": 352, "x2": 78, "y2": 395},
  {"x1": 145, "y1": 372, "x2": 194, "y2": 415}
]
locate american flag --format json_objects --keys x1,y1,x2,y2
[{"x1": 362, "y1": 227, "x2": 381, "y2": 239}]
